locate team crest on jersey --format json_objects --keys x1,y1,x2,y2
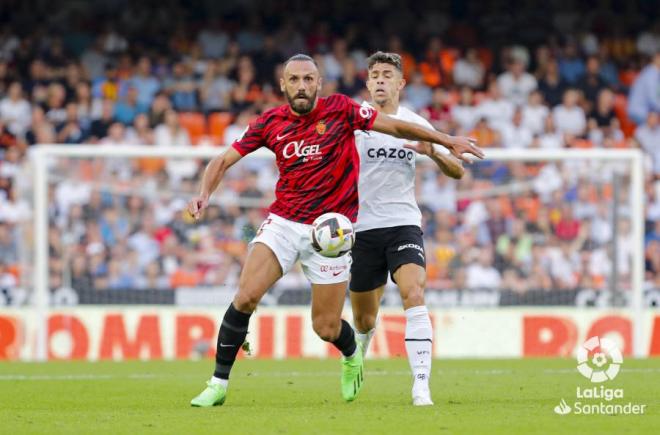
[{"x1": 316, "y1": 120, "x2": 326, "y2": 135}]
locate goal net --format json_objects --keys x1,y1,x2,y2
[{"x1": 1, "y1": 145, "x2": 651, "y2": 361}]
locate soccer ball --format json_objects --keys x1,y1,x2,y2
[{"x1": 310, "y1": 212, "x2": 355, "y2": 258}]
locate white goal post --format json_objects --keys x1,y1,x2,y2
[{"x1": 29, "y1": 145, "x2": 646, "y2": 360}]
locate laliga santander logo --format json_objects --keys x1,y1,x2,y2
[{"x1": 576, "y1": 336, "x2": 623, "y2": 383}]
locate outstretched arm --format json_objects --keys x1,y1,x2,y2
[
  {"x1": 371, "y1": 112, "x2": 483, "y2": 163},
  {"x1": 405, "y1": 142, "x2": 465, "y2": 179},
  {"x1": 188, "y1": 147, "x2": 243, "y2": 219}
]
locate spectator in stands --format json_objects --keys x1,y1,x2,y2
[
  {"x1": 254, "y1": 36, "x2": 283, "y2": 86},
  {"x1": 466, "y1": 247, "x2": 502, "y2": 289},
  {"x1": 0, "y1": 81, "x2": 31, "y2": 138},
  {"x1": 558, "y1": 41, "x2": 586, "y2": 85},
  {"x1": 126, "y1": 113, "x2": 154, "y2": 146},
  {"x1": 165, "y1": 62, "x2": 198, "y2": 111},
  {"x1": 337, "y1": 58, "x2": 363, "y2": 98},
  {"x1": 476, "y1": 82, "x2": 514, "y2": 132},
  {"x1": 555, "y1": 204, "x2": 581, "y2": 241},
  {"x1": 450, "y1": 87, "x2": 478, "y2": 133},
  {"x1": 230, "y1": 56, "x2": 261, "y2": 112},
  {"x1": 154, "y1": 109, "x2": 195, "y2": 183},
  {"x1": 198, "y1": 18, "x2": 230, "y2": 59},
  {"x1": 56, "y1": 102, "x2": 86, "y2": 143},
  {"x1": 200, "y1": 60, "x2": 235, "y2": 114},
  {"x1": 90, "y1": 100, "x2": 116, "y2": 142},
  {"x1": 74, "y1": 81, "x2": 101, "y2": 131},
  {"x1": 522, "y1": 90, "x2": 549, "y2": 135},
  {"x1": 223, "y1": 111, "x2": 251, "y2": 146},
  {"x1": 553, "y1": 89, "x2": 586, "y2": 136},
  {"x1": 452, "y1": 48, "x2": 485, "y2": 89},
  {"x1": 126, "y1": 57, "x2": 160, "y2": 108},
  {"x1": 497, "y1": 56, "x2": 537, "y2": 106},
  {"x1": 401, "y1": 72, "x2": 432, "y2": 111},
  {"x1": 44, "y1": 83, "x2": 67, "y2": 126},
  {"x1": 114, "y1": 86, "x2": 148, "y2": 125},
  {"x1": 469, "y1": 117, "x2": 501, "y2": 147},
  {"x1": 0, "y1": 119, "x2": 17, "y2": 151},
  {"x1": 100, "y1": 122, "x2": 129, "y2": 146},
  {"x1": 136, "y1": 261, "x2": 169, "y2": 290},
  {"x1": 636, "y1": 23, "x2": 660, "y2": 58},
  {"x1": 628, "y1": 51, "x2": 660, "y2": 124},
  {"x1": 323, "y1": 39, "x2": 349, "y2": 82},
  {"x1": 0, "y1": 223, "x2": 17, "y2": 264},
  {"x1": 499, "y1": 108, "x2": 533, "y2": 148},
  {"x1": 634, "y1": 111, "x2": 660, "y2": 176},
  {"x1": 170, "y1": 254, "x2": 202, "y2": 288},
  {"x1": 537, "y1": 59, "x2": 566, "y2": 107},
  {"x1": 147, "y1": 92, "x2": 172, "y2": 128},
  {"x1": 24, "y1": 106, "x2": 54, "y2": 145},
  {"x1": 70, "y1": 255, "x2": 93, "y2": 291},
  {"x1": 577, "y1": 56, "x2": 607, "y2": 111},
  {"x1": 421, "y1": 88, "x2": 451, "y2": 131}
]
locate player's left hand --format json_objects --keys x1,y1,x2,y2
[
  {"x1": 443, "y1": 136, "x2": 484, "y2": 163},
  {"x1": 403, "y1": 141, "x2": 434, "y2": 156}
]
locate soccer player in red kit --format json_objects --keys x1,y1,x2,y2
[{"x1": 188, "y1": 54, "x2": 483, "y2": 407}]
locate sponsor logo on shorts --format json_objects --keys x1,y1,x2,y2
[
  {"x1": 397, "y1": 243, "x2": 423, "y2": 253},
  {"x1": 320, "y1": 264, "x2": 348, "y2": 273}
]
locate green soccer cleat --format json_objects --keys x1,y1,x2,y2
[
  {"x1": 341, "y1": 343, "x2": 364, "y2": 402},
  {"x1": 190, "y1": 381, "x2": 226, "y2": 407}
]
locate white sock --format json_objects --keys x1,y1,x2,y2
[
  {"x1": 355, "y1": 328, "x2": 376, "y2": 356},
  {"x1": 404, "y1": 306, "x2": 432, "y2": 396},
  {"x1": 210, "y1": 376, "x2": 229, "y2": 389}
]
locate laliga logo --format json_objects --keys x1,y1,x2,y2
[
  {"x1": 576, "y1": 336, "x2": 623, "y2": 383},
  {"x1": 283, "y1": 140, "x2": 322, "y2": 159}
]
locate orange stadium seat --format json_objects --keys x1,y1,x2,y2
[
  {"x1": 178, "y1": 112, "x2": 207, "y2": 145},
  {"x1": 209, "y1": 112, "x2": 233, "y2": 146}
]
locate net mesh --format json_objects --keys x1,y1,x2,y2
[{"x1": 9, "y1": 149, "x2": 645, "y2": 309}]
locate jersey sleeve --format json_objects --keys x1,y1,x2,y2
[
  {"x1": 231, "y1": 116, "x2": 266, "y2": 156},
  {"x1": 339, "y1": 95, "x2": 377, "y2": 131}
]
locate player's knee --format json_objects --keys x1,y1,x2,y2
[
  {"x1": 233, "y1": 291, "x2": 260, "y2": 313},
  {"x1": 400, "y1": 283, "x2": 425, "y2": 308},
  {"x1": 353, "y1": 311, "x2": 377, "y2": 332},
  {"x1": 312, "y1": 317, "x2": 340, "y2": 342}
]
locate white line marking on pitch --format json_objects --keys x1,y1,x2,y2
[{"x1": 0, "y1": 368, "x2": 657, "y2": 381}]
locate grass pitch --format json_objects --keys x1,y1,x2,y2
[{"x1": 0, "y1": 358, "x2": 658, "y2": 434}]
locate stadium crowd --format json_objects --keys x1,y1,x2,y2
[{"x1": 0, "y1": 1, "x2": 659, "y2": 303}]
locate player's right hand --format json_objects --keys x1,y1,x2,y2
[
  {"x1": 188, "y1": 195, "x2": 209, "y2": 220},
  {"x1": 444, "y1": 135, "x2": 484, "y2": 163}
]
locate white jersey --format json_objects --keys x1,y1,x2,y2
[{"x1": 355, "y1": 102, "x2": 449, "y2": 232}]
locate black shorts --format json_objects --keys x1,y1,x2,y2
[{"x1": 350, "y1": 225, "x2": 425, "y2": 292}]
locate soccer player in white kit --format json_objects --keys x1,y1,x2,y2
[{"x1": 351, "y1": 52, "x2": 465, "y2": 406}]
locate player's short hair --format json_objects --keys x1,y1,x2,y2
[
  {"x1": 284, "y1": 54, "x2": 318, "y2": 69},
  {"x1": 367, "y1": 51, "x2": 402, "y2": 72}
]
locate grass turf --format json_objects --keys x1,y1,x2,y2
[{"x1": 0, "y1": 358, "x2": 658, "y2": 434}]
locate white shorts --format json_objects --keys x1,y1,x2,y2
[{"x1": 250, "y1": 213, "x2": 351, "y2": 284}]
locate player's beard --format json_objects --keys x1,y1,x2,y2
[{"x1": 286, "y1": 89, "x2": 317, "y2": 115}]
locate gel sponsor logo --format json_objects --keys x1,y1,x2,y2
[
  {"x1": 366, "y1": 147, "x2": 415, "y2": 161},
  {"x1": 283, "y1": 140, "x2": 322, "y2": 159}
]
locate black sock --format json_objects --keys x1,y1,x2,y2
[
  {"x1": 332, "y1": 320, "x2": 357, "y2": 357},
  {"x1": 213, "y1": 303, "x2": 252, "y2": 380}
]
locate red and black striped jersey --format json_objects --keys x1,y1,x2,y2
[{"x1": 232, "y1": 94, "x2": 376, "y2": 224}]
